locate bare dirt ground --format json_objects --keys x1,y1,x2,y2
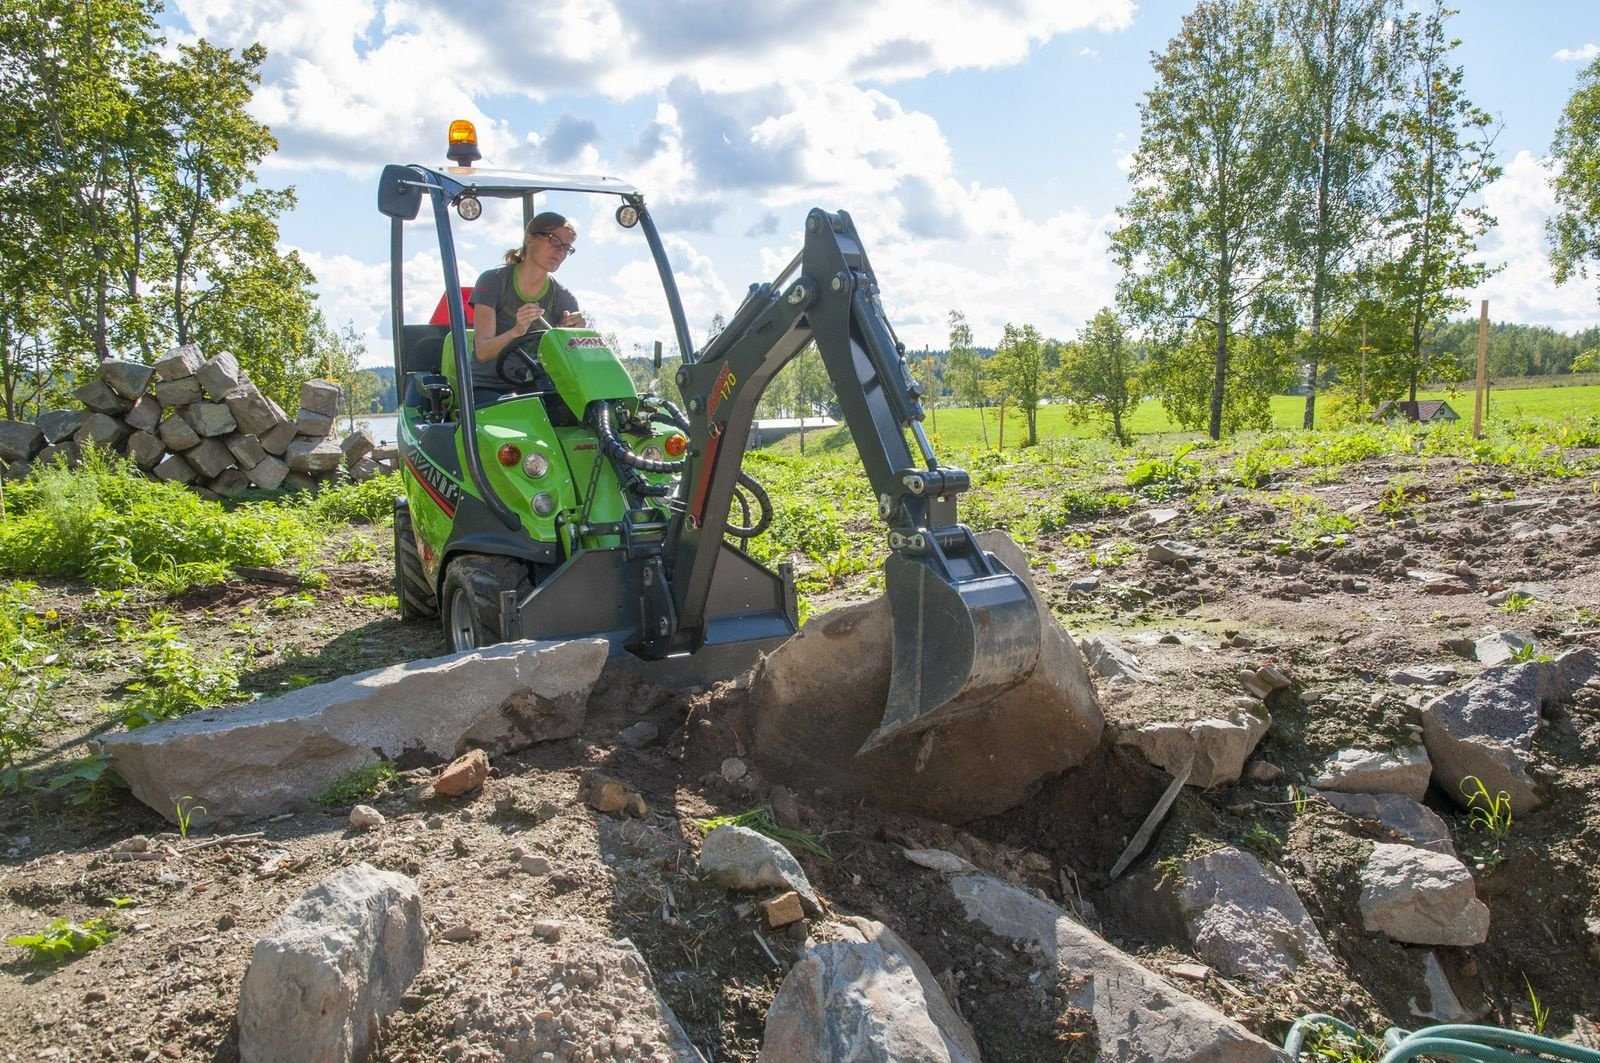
[{"x1": 2, "y1": 450, "x2": 1599, "y2": 1061}]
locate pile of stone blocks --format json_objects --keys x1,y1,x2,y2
[{"x1": 0, "y1": 346, "x2": 394, "y2": 495}]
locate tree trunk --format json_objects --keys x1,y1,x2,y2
[{"x1": 1210, "y1": 319, "x2": 1228, "y2": 442}]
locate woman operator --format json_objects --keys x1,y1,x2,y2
[{"x1": 468, "y1": 211, "x2": 588, "y2": 405}]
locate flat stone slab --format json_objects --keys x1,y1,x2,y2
[
  {"x1": 1178, "y1": 847, "x2": 1336, "y2": 982},
  {"x1": 951, "y1": 873, "x2": 1288, "y2": 1062},
  {"x1": 1312, "y1": 745, "x2": 1431, "y2": 801},
  {"x1": 96, "y1": 639, "x2": 608, "y2": 822}
]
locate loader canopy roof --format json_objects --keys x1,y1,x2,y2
[{"x1": 412, "y1": 165, "x2": 640, "y2": 200}]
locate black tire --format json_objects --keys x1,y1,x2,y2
[
  {"x1": 440, "y1": 554, "x2": 533, "y2": 653},
  {"x1": 394, "y1": 498, "x2": 438, "y2": 620}
]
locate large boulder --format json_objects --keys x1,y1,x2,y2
[
  {"x1": 1114, "y1": 705, "x2": 1270, "y2": 789},
  {"x1": 1359, "y1": 843, "x2": 1488, "y2": 946},
  {"x1": 1176, "y1": 847, "x2": 1336, "y2": 981},
  {"x1": 238, "y1": 863, "x2": 424, "y2": 1063},
  {"x1": 95, "y1": 639, "x2": 608, "y2": 821},
  {"x1": 0, "y1": 420, "x2": 44, "y2": 463},
  {"x1": 97, "y1": 358, "x2": 155, "y2": 399},
  {"x1": 750, "y1": 532, "x2": 1102, "y2": 824}
]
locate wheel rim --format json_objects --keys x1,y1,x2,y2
[{"x1": 446, "y1": 588, "x2": 477, "y2": 651}]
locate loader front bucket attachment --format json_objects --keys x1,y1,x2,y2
[{"x1": 862, "y1": 537, "x2": 1042, "y2": 753}]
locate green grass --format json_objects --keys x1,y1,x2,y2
[{"x1": 768, "y1": 381, "x2": 1600, "y2": 454}]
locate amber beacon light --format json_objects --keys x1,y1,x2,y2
[{"x1": 447, "y1": 120, "x2": 481, "y2": 166}]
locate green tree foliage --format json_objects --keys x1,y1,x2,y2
[
  {"x1": 0, "y1": 0, "x2": 317, "y2": 417},
  {"x1": 1146, "y1": 323, "x2": 1293, "y2": 434},
  {"x1": 1548, "y1": 54, "x2": 1600, "y2": 304},
  {"x1": 945, "y1": 311, "x2": 989, "y2": 447},
  {"x1": 1278, "y1": 0, "x2": 1396, "y2": 428},
  {"x1": 991, "y1": 323, "x2": 1048, "y2": 447},
  {"x1": 1113, "y1": 0, "x2": 1296, "y2": 440},
  {"x1": 1372, "y1": 1, "x2": 1501, "y2": 402},
  {"x1": 1058, "y1": 308, "x2": 1142, "y2": 444}
]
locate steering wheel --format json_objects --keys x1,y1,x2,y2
[{"x1": 494, "y1": 330, "x2": 544, "y2": 389}]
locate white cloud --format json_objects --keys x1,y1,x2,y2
[
  {"x1": 1553, "y1": 43, "x2": 1599, "y2": 62},
  {"x1": 1468, "y1": 150, "x2": 1599, "y2": 329}
]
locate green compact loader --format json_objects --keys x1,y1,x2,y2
[{"x1": 378, "y1": 122, "x2": 1042, "y2": 751}]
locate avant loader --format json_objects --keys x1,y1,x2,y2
[{"x1": 378, "y1": 121, "x2": 1041, "y2": 751}]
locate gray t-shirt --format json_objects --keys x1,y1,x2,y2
[{"x1": 469, "y1": 265, "x2": 580, "y2": 392}]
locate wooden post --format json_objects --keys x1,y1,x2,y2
[
  {"x1": 1473, "y1": 300, "x2": 1488, "y2": 439},
  {"x1": 998, "y1": 396, "x2": 1007, "y2": 451},
  {"x1": 1359, "y1": 322, "x2": 1369, "y2": 407}
]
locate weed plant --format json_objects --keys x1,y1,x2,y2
[
  {"x1": 0, "y1": 582, "x2": 65, "y2": 791},
  {"x1": 0, "y1": 449, "x2": 315, "y2": 588},
  {"x1": 693, "y1": 806, "x2": 833, "y2": 860},
  {"x1": 316, "y1": 761, "x2": 398, "y2": 806},
  {"x1": 111, "y1": 614, "x2": 243, "y2": 729},
  {"x1": 6, "y1": 917, "x2": 115, "y2": 961}
]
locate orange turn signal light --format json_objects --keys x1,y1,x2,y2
[
  {"x1": 497, "y1": 444, "x2": 521, "y2": 467},
  {"x1": 664, "y1": 434, "x2": 688, "y2": 458}
]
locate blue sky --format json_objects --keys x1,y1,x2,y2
[{"x1": 158, "y1": 1, "x2": 1600, "y2": 367}]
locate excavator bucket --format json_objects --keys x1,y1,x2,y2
[{"x1": 862, "y1": 546, "x2": 1042, "y2": 753}]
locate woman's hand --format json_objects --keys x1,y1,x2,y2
[{"x1": 558, "y1": 309, "x2": 587, "y2": 328}]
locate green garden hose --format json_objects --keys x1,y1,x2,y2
[{"x1": 1283, "y1": 1013, "x2": 1600, "y2": 1063}]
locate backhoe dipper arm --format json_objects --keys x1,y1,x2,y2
[{"x1": 668, "y1": 209, "x2": 1000, "y2": 652}]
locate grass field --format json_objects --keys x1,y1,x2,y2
[{"x1": 769, "y1": 381, "x2": 1600, "y2": 455}]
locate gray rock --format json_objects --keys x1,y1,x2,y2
[
  {"x1": 196, "y1": 351, "x2": 241, "y2": 400},
  {"x1": 74, "y1": 414, "x2": 129, "y2": 450},
  {"x1": 98, "y1": 359, "x2": 155, "y2": 400},
  {"x1": 226, "y1": 382, "x2": 290, "y2": 436},
  {"x1": 1079, "y1": 633, "x2": 1149, "y2": 682},
  {"x1": 300, "y1": 378, "x2": 342, "y2": 417},
  {"x1": 340, "y1": 428, "x2": 375, "y2": 463},
  {"x1": 73, "y1": 379, "x2": 131, "y2": 414},
  {"x1": 158, "y1": 413, "x2": 203, "y2": 452},
  {"x1": 1312, "y1": 746, "x2": 1431, "y2": 801},
  {"x1": 295, "y1": 408, "x2": 335, "y2": 438},
  {"x1": 1115, "y1": 707, "x2": 1270, "y2": 789},
  {"x1": 952, "y1": 874, "x2": 1288, "y2": 1062},
  {"x1": 751, "y1": 531, "x2": 1102, "y2": 825},
  {"x1": 154, "y1": 376, "x2": 204, "y2": 407},
  {"x1": 154, "y1": 343, "x2": 205, "y2": 381},
  {"x1": 902, "y1": 848, "x2": 975, "y2": 874},
  {"x1": 1126, "y1": 507, "x2": 1181, "y2": 532},
  {"x1": 287, "y1": 435, "x2": 342, "y2": 473},
  {"x1": 349, "y1": 805, "x2": 385, "y2": 830},
  {"x1": 699, "y1": 826, "x2": 821, "y2": 914},
  {"x1": 1410, "y1": 950, "x2": 1480, "y2": 1023},
  {"x1": 245, "y1": 455, "x2": 291, "y2": 490},
  {"x1": 37, "y1": 409, "x2": 90, "y2": 444},
  {"x1": 210, "y1": 467, "x2": 252, "y2": 499},
  {"x1": 1422, "y1": 648, "x2": 1599, "y2": 813},
  {"x1": 1178, "y1": 847, "x2": 1336, "y2": 981},
  {"x1": 1473, "y1": 630, "x2": 1536, "y2": 667},
  {"x1": 152, "y1": 453, "x2": 197, "y2": 484},
  {"x1": 184, "y1": 401, "x2": 237, "y2": 438},
  {"x1": 347, "y1": 457, "x2": 381, "y2": 482},
  {"x1": 617, "y1": 721, "x2": 660, "y2": 749},
  {"x1": 1, "y1": 459, "x2": 32, "y2": 482},
  {"x1": 1389, "y1": 664, "x2": 1458, "y2": 687},
  {"x1": 0, "y1": 420, "x2": 44, "y2": 463},
  {"x1": 763, "y1": 917, "x2": 979, "y2": 1063},
  {"x1": 186, "y1": 437, "x2": 235, "y2": 479},
  {"x1": 123, "y1": 394, "x2": 162, "y2": 432},
  {"x1": 224, "y1": 432, "x2": 268, "y2": 469},
  {"x1": 124, "y1": 430, "x2": 166, "y2": 470},
  {"x1": 238, "y1": 863, "x2": 424, "y2": 1063},
  {"x1": 1068, "y1": 575, "x2": 1101, "y2": 594},
  {"x1": 1149, "y1": 539, "x2": 1205, "y2": 564},
  {"x1": 1359, "y1": 842, "x2": 1488, "y2": 946},
  {"x1": 94, "y1": 639, "x2": 607, "y2": 821},
  {"x1": 259, "y1": 419, "x2": 299, "y2": 455},
  {"x1": 1320, "y1": 791, "x2": 1455, "y2": 856}
]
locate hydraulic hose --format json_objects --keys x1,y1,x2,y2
[{"x1": 586, "y1": 398, "x2": 773, "y2": 538}]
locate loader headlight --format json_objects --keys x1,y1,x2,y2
[
  {"x1": 616, "y1": 203, "x2": 640, "y2": 228},
  {"x1": 521, "y1": 452, "x2": 550, "y2": 479},
  {"x1": 455, "y1": 194, "x2": 482, "y2": 221},
  {"x1": 640, "y1": 445, "x2": 664, "y2": 462},
  {"x1": 531, "y1": 492, "x2": 557, "y2": 516}
]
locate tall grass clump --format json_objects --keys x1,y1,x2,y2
[
  {"x1": 298, "y1": 472, "x2": 402, "y2": 526},
  {"x1": 0, "y1": 449, "x2": 315, "y2": 588},
  {"x1": 0, "y1": 582, "x2": 64, "y2": 791}
]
